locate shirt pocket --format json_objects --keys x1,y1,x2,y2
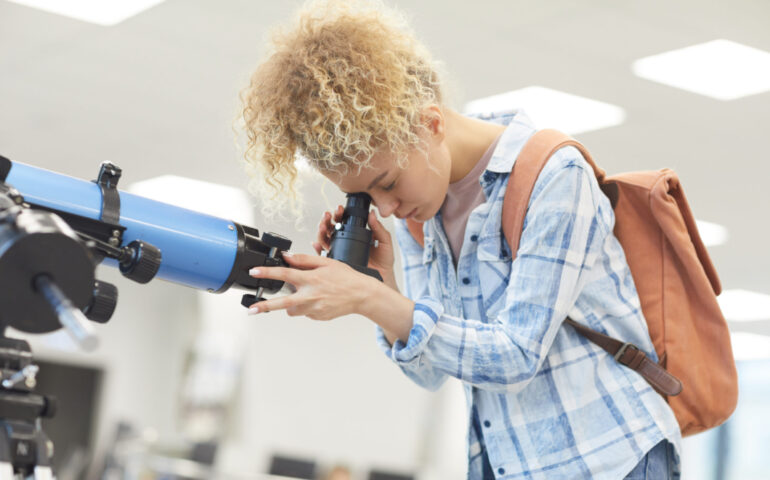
[
  {"x1": 476, "y1": 234, "x2": 512, "y2": 319},
  {"x1": 420, "y1": 237, "x2": 445, "y2": 301},
  {"x1": 475, "y1": 233, "x2": 512, "y2": 263}
]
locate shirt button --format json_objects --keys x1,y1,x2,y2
[
  {"x1": 483, "y1": 420, "x2": 491, "y2": 427},
  {"x1": 462, "y1": 277, "x2": 470, "y2": 285},
  {"x1": 498, "y1": 468, "x2": 505, "y2": 475},
  {"x1": 470, "y1": 234, "x2": 478, "y2": 242}
]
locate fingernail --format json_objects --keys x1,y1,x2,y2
[
  {"x1": 248, "y1": 306, "x2": 260, "y2": 315},
  {"x1": 283, "y1": 251, "x2": 293, "y2": 257},
  {"x1": 249, "y1": 268, "x2": 261, "y2": 276}
]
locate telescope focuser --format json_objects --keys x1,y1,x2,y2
[
  {"x1": 239, "y1": 231, "x2": 293, "y2": 308},
  {"x1": 118, "y1": 240, "x2": 161, "y2": 284}
]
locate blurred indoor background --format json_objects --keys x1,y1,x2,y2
[{"x1": 1, "y1": 0, "x2": 769, "y2": 479}]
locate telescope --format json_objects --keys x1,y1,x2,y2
[{"x1": 0, "y1": 155, "x2": 380, "y2": 479}]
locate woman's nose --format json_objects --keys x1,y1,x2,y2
[{"x1": 373, "y1": 194, "x2": 398, "y2": 218}]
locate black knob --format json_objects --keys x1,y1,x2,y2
[
  {"x1": 84, "y1": 280, "x2": 118, "y2": 323},
  {"x1": 119, "y1": 240, "x2": 161, "y2": 284},
  {"x1": 241, "y1": 294, "x2": 257, "y2": 308},
  {"x1": 42, "y1": 395, "x2": 57, "y2": 419},
  {"x1": 261, "y1": 232, "x2": 292, "y2": 252},
  {"x1": 241, "y1": 294, "x2": 268, "y2": 308}
]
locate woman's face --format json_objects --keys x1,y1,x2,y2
[{"x1": 323, "y1": 131, "x2": 451, "y2": 222}]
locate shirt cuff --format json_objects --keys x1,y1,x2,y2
[{"x1": 375, "y1": 296, "x2": 443, "y2": 366}]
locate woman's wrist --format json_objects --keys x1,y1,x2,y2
[
  {"x1": 381, "y1": 269, "x2": 399, "y2": 291},
  {"x1": 356, "y1": 276, "x2": 414, "y2": 343}
]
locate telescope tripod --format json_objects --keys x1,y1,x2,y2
[{"x1": 0, "y1": 332, "x2": 56, "y2": 480}]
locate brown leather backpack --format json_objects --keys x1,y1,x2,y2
[{"x1": 406, "y1": 129, "x2": 738, "y2": 436}]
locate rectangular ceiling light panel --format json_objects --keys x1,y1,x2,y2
[
  {"x1": 8, "y1": 0, "x2": 166, "y2": 26},
  {"x1": 464, "y1": 86, "x2": 626, "y2": 135},
  {"x1": 695, "y1": 219, "x2": 729, "y2": 247},
  {"x1": 129, "y1": 175, "x2": 254, "y2": 224},
  {"x1": 730, "y1": 332, "x2": 770, "y2": 361},
  {"x1": 718, "y1": 289, "x2": 770, "y2": 322},
  {"x1": 632, "y1": 39, "x2": 770, "y2": 100}
]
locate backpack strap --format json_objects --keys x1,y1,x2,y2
[
  {"x1": 510, "y1": 129, "x2": 682, "y2": 397},
  {"x1": 405, "y1": 129, "x2": 603, "y2": 250},
  {"x1": 502, "y1": 129, "x2": 605, "y2": 260},
  {"x1": 565, "y1": 318, "x2": 683, "y2": 396}
]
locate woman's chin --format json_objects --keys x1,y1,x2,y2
[{"x1": 413, "y1": 206, "x2": 437, "y2": 222}]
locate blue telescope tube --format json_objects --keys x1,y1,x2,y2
[{"x1": 5, "y1": 161, "x2": 255, "y2": 292}]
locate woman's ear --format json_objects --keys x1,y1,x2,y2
[{"x1": 421, "y1": 105, "x2": 445, "y2": 142}]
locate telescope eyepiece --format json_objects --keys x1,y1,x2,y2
[{"x1": 328, "y1": 193, "x2": 382, "y2": 281}]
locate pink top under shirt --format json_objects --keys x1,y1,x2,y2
[{"x1": 440, "y1": 134, "x2": 502, "y2": 265}]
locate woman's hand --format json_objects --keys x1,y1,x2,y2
[
  {"x1": 248, "y1": 252, "x2": 378, "y2": 320},
  {"x1": 312, "y1": 206, "x2": 398, "y2": 290},
  {"x1": 248, "y1": 252, "x2": 414, "y2": 342}
]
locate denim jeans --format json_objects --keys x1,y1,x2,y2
[
  {"x1": 624, "y1": 440, "x2": 678, "y2": 479},
  {"x1": 476, "y1": 439, "x2": 676, "y2": 479}
]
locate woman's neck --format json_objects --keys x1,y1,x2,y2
[{"x1": 444, "y1": 108, "x2": 506, "y2": 184}]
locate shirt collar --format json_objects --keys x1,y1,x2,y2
[
  {"x1": 468, "y1": 108, "x2": 537, "y2": 174},
  {"x1": 424, "y1": 109, "x2": 537, "y2": 238}
]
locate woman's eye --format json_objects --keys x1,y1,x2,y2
[{"x1": 383, "y1": 180, "x2": 396, "y2": 192}]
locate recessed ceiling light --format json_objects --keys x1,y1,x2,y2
[
  {"x1": 730, "y1": 332, "x2": 770, "y2": 362},
  {"x1": 8, "y1": 0, "x2": 166, "y2": 26},
  {"x1": 129, "y1": 175, "x2": 254, "y2": 224},
  {"x1": 695, "y1": 219, "x2": 729, "y2": 247},
  {"x1": 464, "y1": 86, "x2": 626, "y2": 135},
  {"x1": 632, "y1": 39, "x2": 770, "y2": 100},
  {"x1": 718, "y1": 289, "x2": 770, "y2": 322}
]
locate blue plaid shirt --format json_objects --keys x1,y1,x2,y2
[{"x1": 376, "y1": 111, "x2": 681, "y2": 479}]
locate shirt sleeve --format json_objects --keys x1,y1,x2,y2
[
  {"x1": 374, "y1": 217, "x2": 449, "y2": 391},
  {"x1": 381, "y1": 147, "x2": 612, "y2": 393}
]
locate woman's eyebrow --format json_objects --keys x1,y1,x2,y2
[{"x1": 367, "y1": 170, "x2": 390, "y2": 190}]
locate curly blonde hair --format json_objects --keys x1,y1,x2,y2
[{"x1": 239, "y1": 0, "x2": 443, "y2": 221}]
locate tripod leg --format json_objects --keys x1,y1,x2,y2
[
  {"x1": 0, "y1": 427, "x2": 13, "y2": 480},
  {"x1": 33, "y1": 424, "x2": 55, "y2": 480}
]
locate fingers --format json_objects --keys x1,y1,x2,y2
[
  {"x1": 249, "y1": 265, "x2": 302, "y2": 285},
  {"x1": 250, "y1": 254, "x2": 333, "y2": 287},
  {"x1": 368, "y1": 210, "x2": 392, "y2": 244},
  {"x1": 316, "y1": 211, "x2": 332, "y2": 252},
  {"x1": 315, "y1": 205, "x2": 344, "y2": 253},
  {"x1": 248, "y1": 295, "x2": 295, "y2": 315},
  {"x1": 281, "y1": 252, "x2": 333, "y2": 269}
]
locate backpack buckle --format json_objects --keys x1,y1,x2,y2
[{"x1": 614, "y1": 342, "x2": 638, "y2": 363}]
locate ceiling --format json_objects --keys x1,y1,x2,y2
[{"x1": 1, "y1": 0, "x2": 769, "y2": 300}]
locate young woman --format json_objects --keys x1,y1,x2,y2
[{"x1": 239, "y1": 1, "x2": 681, "y2": 478}]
